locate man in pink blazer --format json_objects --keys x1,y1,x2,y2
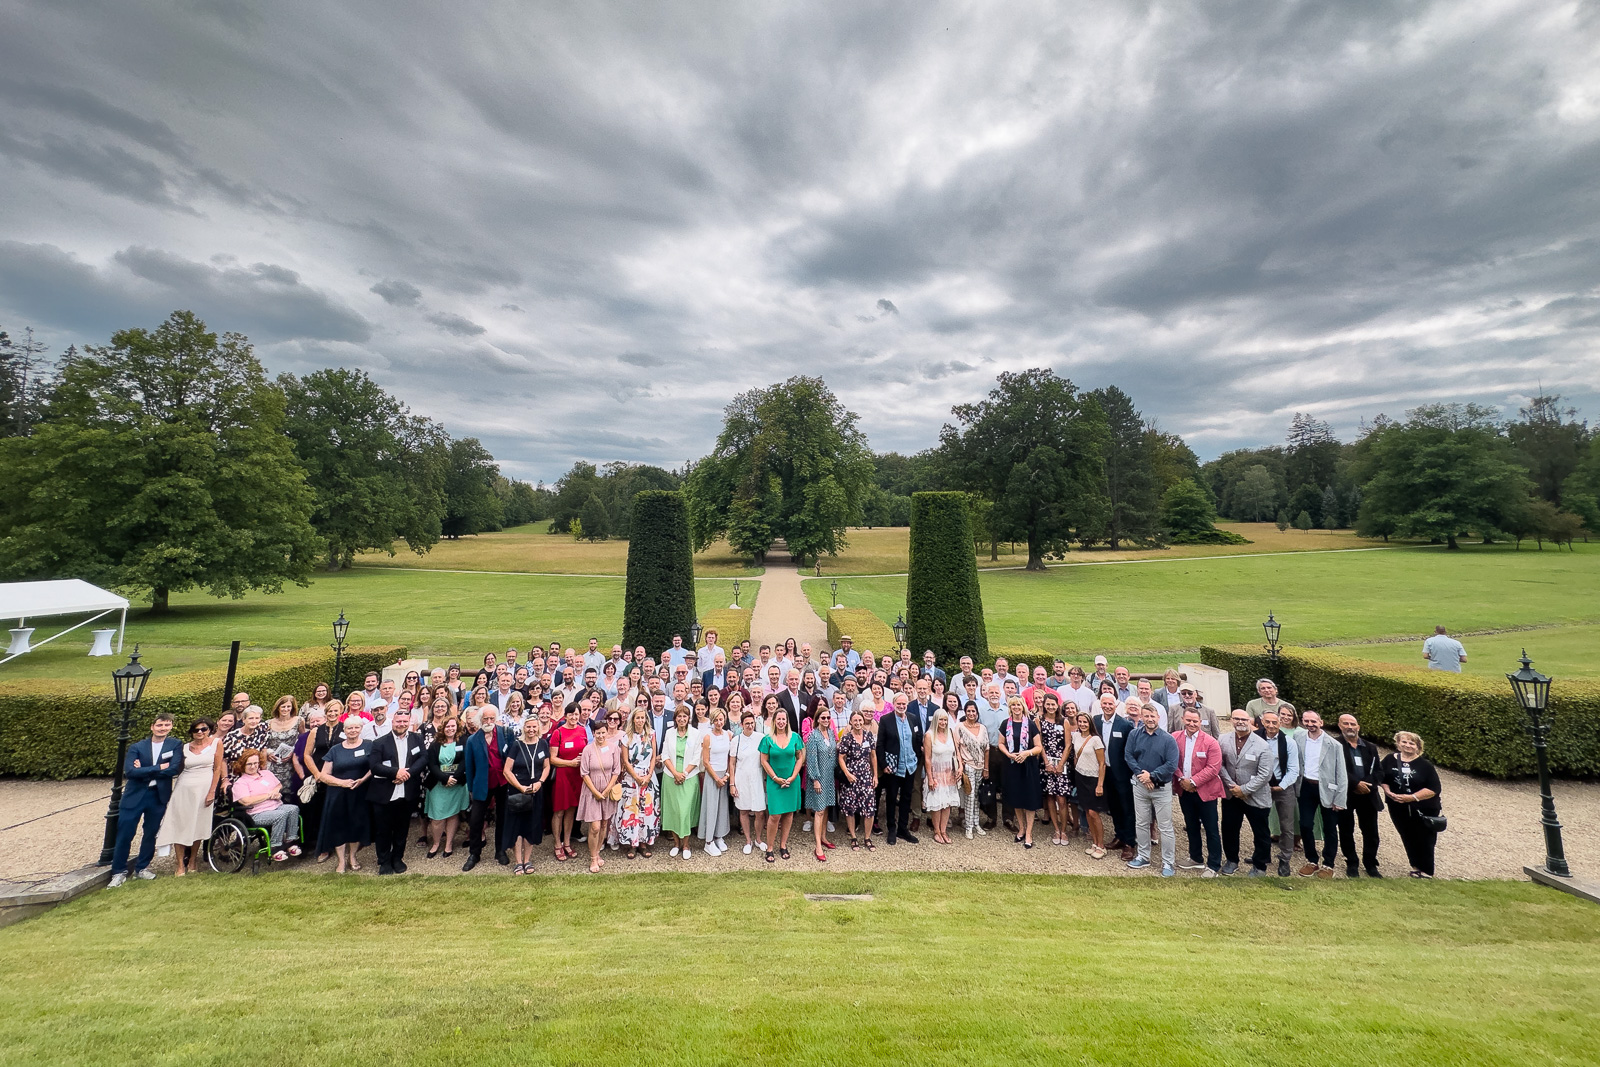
[{"x1": 1173, "y1": 708, "x2": 1225, "y2": 877}]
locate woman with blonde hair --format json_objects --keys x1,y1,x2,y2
[
  {"x1": 264, "y1": 695, "x2": 302, "y2": 796},
  {"x1": 463, "y1": 685, "x2": 490, "y2": 731},
  {"x1": 759, "y1": 708, "x2": 803, "y2": 862},
  {"x1": 955, "y1": 702, "x2": 988, "y2": 840},
  {"x1": 1000, "y1": 696, "x2": 1043, "y2": 849},
  {"x1": 615, "y1": 705, "x2": 660, "y2": 859},
  {"x1": 922, "y1": 709, "x2": 962, "y2": 844},
  {"x1": 1381, "y1": 731, "x2": 1443, "y2": 878},
  {"x1": 729, "y1": 709, "x2": 766, "y2": 853},
  {"x1": 699, "y1": 708, "x2": 734, "y2": 856},
  {"x1": 577, "y1": 718, "x2": 622, "y2": 873}
]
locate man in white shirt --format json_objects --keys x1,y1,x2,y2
[
  {"x1": 1058, "y1": 665, "x2": 1096, "y2": 716},
  {"x1": 1293, "y1": 711, "x2": 1348, "y2": 878},
  {"x1": 359, "y1": 672, "x2": 382, "y2": 709},
  {"x1": 1422, "y1": 626, "x2": 1467, "y2": 671},
  {"x1": 360, "y1": 700, "x2": 393, "y2": 741},
  {"x1": 992, "y1": 657, "x2": 1019, "y2": 691},
  {"x1": 696, "y1": 629, "x2": 725, "y2": 674}
]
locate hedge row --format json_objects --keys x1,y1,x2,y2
[
  {"x1": 698, "y1": 607, "x2": 751, "y2": 654},
  {"x1": 0, "y1": 644, "x2": 404, "y2": 780},
  {"x1": 1198, "y1": 644, "x2": 1599, "y2": 779},
  {"x1": 906, "y1": 492, "x2": 989, "y2": 665},
  {"x1": 826, "y1": 608, "x2": 898, "y2": 661},
  {"x1": 622, "y1": 490, "x2": 697, "y2": 656}
]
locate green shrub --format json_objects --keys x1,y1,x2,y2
[
  {"x1": 826, "y1": 608, "x2": 897, "y2": 663},
  {"x1": 906, "y1": 492, "x2": 989, "y2": 664},
  {"x1": 623, "y1": 490, "x2": 697, "y2": 654},
  {"x1": 1198, "y1": 644, "x2": 1599, "y2": 778},
  {"x1": 697, "y1": 607, "x2": 751, "y2": 654},
  {"x1": 0, "y1": 644, "x2": 404, "y2": 779}
]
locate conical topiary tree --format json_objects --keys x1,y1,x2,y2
[
  {"x1": 906, "y1": 491, "x2": 989, "y2": 667},
  {"x1": 623, "y1": 490, "x2": 697, "y2": 655}
]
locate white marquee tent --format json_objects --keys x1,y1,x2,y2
[{"x1": 1, "y1": 579, "x2": 130, "y2": 664}]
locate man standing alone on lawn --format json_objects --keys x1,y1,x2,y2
[
  {"x1": 1422, "y1": 626, "x2": 1467, "y2": 672},
  {"x1": 108, "y1": 712, "x2": 184, "y2": 887}
]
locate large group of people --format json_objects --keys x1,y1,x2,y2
[{"x1": 105, "y1": 630, "x2": 1447, "y2": 885}]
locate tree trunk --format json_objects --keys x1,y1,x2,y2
[
  {"x1": 1446, "y1": 533, "x2": 1459, "y2": 549},
  {"x1": 1025, "y1": 536, "x2": 1048, "y2": 571},
  {"x1": 990, "y1": 537, "x2": 999, "y2": 561},
  {"x1": 149, "y1": 587, "x2": 170, "y2": 613},
  {"x1": 327, "y1": 540, "x2": 341, "y2": 572}
]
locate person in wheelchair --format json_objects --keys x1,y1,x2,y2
[{"x1": 231, "y1": 749, "x2": 302, "y2": 863}]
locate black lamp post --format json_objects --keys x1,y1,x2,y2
[
  {"x1": 99, "y1": 646, "x2": 152, "y2": 865},
  {"x1": 1508, "y1": 650, "x2": 1569, "y2": 879},
  {"x1": 1262, "y1": 611, "x2": 1282, "y2": 670},
  {"x1": 892, "y1": 613, "x2": 908, "y2": 656},
  {"x1": 689, "y1": 618, "x2": 702, "y2": 650},
  {"x1": 830, "y1": 579, "x2": 839, "y2": 608},
  {"x1": 330, "y1": 611, "x2": 349, "y2": 696},
  {"x1": 731, "y1": 580, "x2": 741, "y2": 609}
]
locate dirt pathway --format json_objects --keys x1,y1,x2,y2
[{"x1": 748, "y1": 553, "x2": 829, "y2": 657}]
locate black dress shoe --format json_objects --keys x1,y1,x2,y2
[
  {"x1": 885, "y1": 834, "x2": 898, "y2": 845},
  {"x1": 462, "y1": 855, "x2": 479, "y2": 872},
  {"x1": 496, "y1": 851, "x2": 510, "y2": 866},
  {"x1": 391, "y1": 859, "x2": 407, "y2": 874},
  {"x1": 376, "y1": 864, "x2": 393, "y2": 876},
  {"x1": 899, "y1": 831, "x2": 919, "y2": 844},
  {"x1": 1366, "y1": 868, "x2": 1384, "y2": 879},
  {"x1": 1347, "y1": 865, "x2": 1360, "y2": 878}
]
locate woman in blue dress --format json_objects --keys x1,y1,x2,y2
[
  {"x1": 803, "y1": 707, "x2": 838, "y2": 861},
  {"x1": 314, "y1": 714, "x2": 372, "y2": 873}
]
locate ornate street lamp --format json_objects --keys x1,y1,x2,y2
[
  {"x1": 1508, "y1": 650, "x2": 1568, "y2": 879},
  {"x1": 331, "y1": 611, "x2": 350, "y2": 696},
  {"x1": 99, "y1": 647, "x2": 152, "y2": 865},
  {"x1": 893, "y1": 613, "x2": 908, "y2": 655},
  {"x1": 689, "y1": 618, "x2": 702, "y2": 650},
  {"x1": 731, "y1": 580, "x2": 741, "y2": 609},
  {"x1": 830, "y1": 579, "x2": 839, "y2": 608},
  {"x1": 1262, "y1": 611, "x2": 1282, "y2": 669}
]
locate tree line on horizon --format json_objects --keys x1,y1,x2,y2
[{"x1": 2, "y1": 311, "x2": 1593, "y2": 610}]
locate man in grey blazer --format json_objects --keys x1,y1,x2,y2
[
  {"x1": 1218, "y1": 708, "x2": 1274, "y2": 876},
  {"x1": 1293, "y1": 710, "x2": 1348, "y2": 878}
]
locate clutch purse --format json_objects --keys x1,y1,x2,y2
[{"x1": 607, "y1": 782, "x2": 624, "y2": 802}]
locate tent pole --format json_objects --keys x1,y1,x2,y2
[
  {"x1": 221, "y1": 640, "x2": 241, "y2": 714},
  {"x1": 118, "y1": 606, "x2": 125, "y2": 654}
]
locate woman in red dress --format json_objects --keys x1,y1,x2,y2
[{"x1": 547, "y1": 702, "x2": 590, "y2": 861}]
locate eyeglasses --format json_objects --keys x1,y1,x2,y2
[{"x1": 191, "y1": 726, "x2": 211, "y2": 735}]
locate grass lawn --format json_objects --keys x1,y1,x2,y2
[
  {"x1": 1335, "y1": 623, "x2": 1600, "y2": 682},
  {"x1": 805, "y1": 541, "x2": 1600, "y2": 673},
  {"x1": 815, "y1": 523, "x2": 1394, "y2": 575},
  {"x1": 0, "y1": 874, "x2": 1595, "y2": 1066},
  {"x1": 0, "y1": 570, "x2": 755, "y2": 683},
  {"x1": 357, "y1": 523, "x2": 760, "y2": 577}
]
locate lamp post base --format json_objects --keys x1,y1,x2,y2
[{"x1": 1525, "y1": 865, "x2": 1599, "y2": 907}]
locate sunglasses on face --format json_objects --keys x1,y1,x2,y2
[{"x1": 191, "y1": 726, "x2": 210, "y2": 735}]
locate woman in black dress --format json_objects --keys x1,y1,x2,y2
[
  {"x1": 999, "y1": 697, "x2": 1044, "y2": 849},
  {"x1": 1380, "y1": 731, "x2": 1443, "y2": 878},
  {"x1": 314, "y1": 714, "x2": 372, "y2": 873},
  {"x1": 502, "y1": 715, "x2": 551, "y2": 874}
]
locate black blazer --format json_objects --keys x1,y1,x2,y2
[
  {"x1": 777, "y1": 688, "x2": 817, "y2": 727},
  {"x1": 875, "y1": 713, "x2": 925, "y2": 777},
  {"x1": 905, "y1": 698, "x2": 938, "y2": 733},
  {"x1": 1341, "y1": 736, "x2": 1385, "y2": 810},
  {"x1": 368, "y1": 730, "x2": 428, "y2": 806},
  {"x1": 1096, "y1": 713, "x2": 1135, "y2": 776}
]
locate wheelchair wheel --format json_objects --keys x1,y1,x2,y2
[{"x1": 208, "y1": 819, "x2": 251, "y2": 874}]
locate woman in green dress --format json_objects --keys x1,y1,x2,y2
[
  {"x1": 424, "y1": 716, "x2": 469, "y2": 858},
  {"x1": 659, "y1": 706, "x2": 702, "y2": 859},
  {"x1": 759, "y1": 708, "x2": 803, "y2": 862}
]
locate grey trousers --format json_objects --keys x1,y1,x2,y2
[
  {"x1": 1132, "y1": 778, "x2": 1175, "y2": 867},
  {"x1": 1270, "y1": 783, "x2": 1298, "y2": 864},
  {"x1": 253, "y1": 804, "x2": 300, "y2": 848}
]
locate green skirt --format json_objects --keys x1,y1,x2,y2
[
  {"x1": 424, "y1": 782, "x2": 469, "y2": 820},
  {"x1": 660, "y1": 773, "x2": 701, "y2": 837}
]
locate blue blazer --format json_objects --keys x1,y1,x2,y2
[
  {"x1": 1099, "y1": 714, "x2": 1136, "y2": 777},
  {"x1": 123, "y1": 736, "x2": 185, "y2": 811},
  {"x1": 463, "y1": 727, "x2": 511, "y2": 801}
]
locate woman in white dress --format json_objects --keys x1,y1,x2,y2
[
  {"x1": 698, "y1": 709, "x2": 733, "y2": 855},
  {"x1": 156, "y1": 717, "x2": 224, "y2": 875},
  {"x1": 728, "y1": 708, "x2": 768, "y2": 853},
  {"x1": 922, "y1": 709, "x2": 962, "y2": 844}
]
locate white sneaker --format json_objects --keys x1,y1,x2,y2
[
  {"x1": 670, "y1": 846, "x2": 680, "y2": 858},
  {"x1": 716, "y1": 837, "x2": 728, "y2": 852},
  {"x1": 965, "y1": 828, "x2": 974, "y2": 839},
  {"x1": 828, "y1": 821, "x2": 836, "y2": 833},
  {"x1": 742, "y1": 843, "x2": 753, "y2": 855},
  {"x1": 803, "y1": 821, "x2": 812, "y2": 831},
  {"x1": 681, "y1": 848, "x2": 692, "y2": 859},
  {"x1": 758, "y1": 841, "x2": 769, "y2": 851},
  {"x1": 107, "y1": 872, "x2": 127, "y2": 888},
  {"x1": 135, "y1": 869, "x2": 156, "y2": 880},
  {"x1": 976, "y1": 825, "x2": 987, "y2": 835}
]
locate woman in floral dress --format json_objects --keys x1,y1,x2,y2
[
  {"x1": 1038, "y1": 692, "x2": 1073, "y2": 846},
  {"x1": 614, "y1": 706, "x2": 660, "y2": 858},
  {"x1": 836, "y1": 709, "x2": 878, "y2": 851}
]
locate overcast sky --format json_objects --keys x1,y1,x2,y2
[{"x1": 3, "y1": 1, "x2": 1598, "y2": 482}]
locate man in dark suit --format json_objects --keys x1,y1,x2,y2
[
  {"x1": 920, "y1": 650, "x2": 946, "y2": 685},
  {"x1": 107, "y1": 712, "x2": 184, "y2": 887},
  {"x1": 701, "y1": 652, "x2": 729, "y2": 694},
  {"x1": 367, "y1": 709, "x2": 427, "y2": 875},
  {"x1": 1336, "y1": 713, "x2": 1385, "y2": 878},
  {"x1": 903, "y1": 678, "x2": 940, "y2": 830},
  {"x1": 875, "y1": 692, "x2": 924, "y2": 845},
  {"x1": 776, "y1": 670, "x2": 818, "y2": 729},
  {"x1": 462, "y1": 707, "x2": 511, "y2": 871},
  {"x1": 1093, "y1": 692, "x2": 1137, "y2": 861}
]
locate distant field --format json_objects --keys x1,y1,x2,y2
[
  {"x1": 1335, "y1": 623, "x2": 1600, "y2": 683},
  {"x1": 815, "y1": 522, "x2": 1393, "y2": 575},
  {"x1": 0, "y1": 874, "x2": 1595, "y2": 1067},
  {"x1": 358, "y1": 523, "x2": 760, "y2": 576},
  {"x1": 806, "y1": 541, "x2": 1600, "y2": 674},
  {"x1": 0, "y1": 570, "x2": 753, "y2": 684}
]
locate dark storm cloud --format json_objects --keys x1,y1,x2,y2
[{"x1": 1, "y1": 0, "x2": 1597, "y2": 480}]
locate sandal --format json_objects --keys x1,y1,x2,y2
[
  {"x1": 641, "y1": 847, "x2": 652, "y2": 858},
  {"x1": 765, "y1": 851, "x2": 776, "y2": 864},
  {"x1": 626, "y1": 849, "x2": 637, "y2": 860},
  {"x1": 349, "y1": 860, "x2": 361, "y2": 870},
  {"x1": 272, "y1": 851, "x2": 288, "y2": 862},
  {"x1": 849, "y1": 837, "x2": 859, "y2": 850},
  {"x1": 779, "y1": 848, "x2": 791, "y2": 860},
  {"x1": 287, "y1": 845, "x2": 302, "y2": 857},
  {"x1": 864, "y1": 839, "x2": 876, "y2": 851}
]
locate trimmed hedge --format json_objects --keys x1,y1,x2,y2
[
  {"x1": 827, "y1": 608, "x2": 897, "y2": 663},
  {"x1": 0, "y1": 645, "x2": 404, "y2": 779},
  {"x1": 698, "y1": 607, "x2": 751, "y2": 655},
  {"x1": 622, "y1": 490, "x2": 697, "y2": 655},
  {"x1": 906, "y1": 492, "x2": 990, "y2": 664},
  {"x1": 1199, "y1": 644, "x2": 1600, "y2": 779}
]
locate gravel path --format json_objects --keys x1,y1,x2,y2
[
  {"x1": 748, "y1": 554, "x2": 828, "y2": 655},
  {"x1": 5, "y1": 764, "x2": 1594, "y2": 884}
]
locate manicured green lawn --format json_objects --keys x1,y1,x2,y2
[
  {"x1": 807, "y1": 542, "x2": 1600, "y2": 672},
  {"x1": 0, "y1": 570, "x2": 754, "y2": 682},
  {"x1": 0, "y1": 874, "x2": 1595, "y2": 1066},
  {"x1": 1336, "y1": 623, "x2": 1600, "y2": 682}
]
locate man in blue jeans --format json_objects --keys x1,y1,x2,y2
[{"x1": 108, "y1": 712, "x2": 185, "y2": 888}]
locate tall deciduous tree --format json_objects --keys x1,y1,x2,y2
[
  {"x1": 1508, "y1": 395, "x2": 1588, "y2": 504},
  {"x1": 684, "y1": 376, "x2": 873, "y2": 565},
  {"x1": 1354, "y1": 404, "x2": 1532, "y2": 549},
  {"x1": 939, "y1": 368, "x2": 1108, "y2": 570},
  {"x1": 279, "y1": 367, "x2": 448, "y2": 570},
  {"x1": 441, "y1": 437, "x2": 503, "y2": 538},
  {"x1": 1086, "y1": 385, "x2": 1161, "y2": 549},
  {"x1": 0, "y1": 311, "x2": 319, "y2": 610},
  {"x1": 1231, "y1": 465, "x2": 1280, "y2": 521}
]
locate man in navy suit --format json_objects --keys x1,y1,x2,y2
[
  {"x1": 108, "y1": 713, "x2": 185, "y2": 887},
  {"x1": 462, "y1": 708, "x2": 512, "y2": 871},
  {"x1": 1094, "y1": 693, "x2": 1138, "y2": 861}
]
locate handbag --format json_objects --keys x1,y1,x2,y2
[
  {"x1": 505, "y1": 741, "x2": 538, "y2": 814},
  {"x1": 297, "y1": 775, "x2": 319, "y2": 804},
  {"x1": 607, "y1": 781, "x2": 624, "y2": 802},
  {"x1": 1419, "y1": 813, "x2": 1447, "y2": 832}
]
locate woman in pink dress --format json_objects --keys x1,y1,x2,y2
[
  {"x1": 547, "y1": 703, "x2": 589, "y2": 861},
  {"x1": 577, "y1": 719, "x2": 621, "y2": 873}
]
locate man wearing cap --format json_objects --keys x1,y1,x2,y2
[
  {"x1": 1090, "y1": 655, "x2": 1113, "y2": 693},
  {"x1": 1166, "y1": 682, "x2": 1221, "y2": 737}
]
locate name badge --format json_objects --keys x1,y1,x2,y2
[
  {"x1": 1113, "y1": 731, "x2": 1124, "y2": 738},
  {"x1": 1353, "y1": 756, "x2": 1363, "y2": 767},
  {"x1": 354, "y1": 749, "x2": 366, "y2": 756}
]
